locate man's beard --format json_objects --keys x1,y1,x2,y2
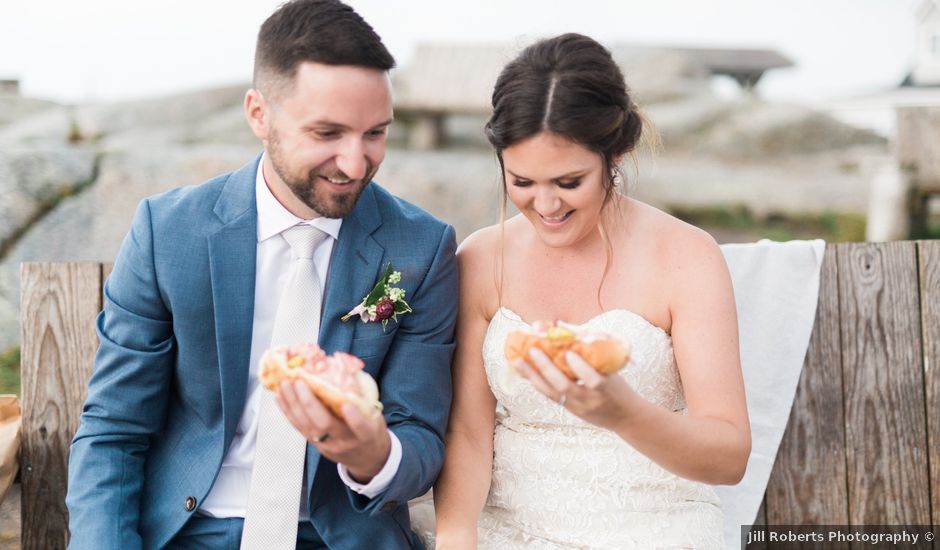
[{"x1": 268, "y1": 132, "x2": 373, "y2": 219}]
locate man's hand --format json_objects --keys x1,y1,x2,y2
[{"x1": 275, "y1": 380, "x2": 391, "y2": 483}]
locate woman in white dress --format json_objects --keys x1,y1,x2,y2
[{"x1": 426, "y1": 34, "x2": 751, "y2": 549}]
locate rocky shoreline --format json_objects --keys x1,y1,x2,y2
[{"x1": 0, "y1": 83, "x2": 887, "y2": 351}]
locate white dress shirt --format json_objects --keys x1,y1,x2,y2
[{"x1": 199, "y1": 156, "x2": 402, "y2": 518}]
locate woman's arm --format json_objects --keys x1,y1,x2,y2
[
  {"x1": 433, "y1": 232, "x2": 499, "y2": 548},
  {"x1": 517, "y1": 227, "x2": 751, "y2": 485},
  {"x1": 635, "y1": 227, "x2": 750, "y2": 483}
]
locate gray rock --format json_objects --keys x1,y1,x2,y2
[
  {"x1": 647, "y1": 97, "x2": 886, "y2": 159},
  {"x1": 699, "y1": 100, "x2": 887, "y2": 159},
  {"x1": 0, "y1": 144, "x2": 257, "y2": 350},
  {"x1": 0, "y1": 96, "x2": 60, "y2": 128},
  {"x1": 0, "y1": 85, "x2": 891, "y2": 352},
  {"x1": 182, "y1": 104, "x2": 258, "y2": 146},
  {"x1": 0, "y1": 105, "x2": 76, "y2": 146},
  {"x1": 634, "y1": 151, "x2": 879, "y2": 218},
  {"x1": 75, "y1": 84, "x2": 248, "y2": 147},
  {"x1": 377, "y1": 149, "x2": 501, "y2": 242},
  {"x1": 0, "y1": 144, "x2": 504, "y2": 349},
  {"x1": 0, "y1": 145, "x2": 98, "y2": 254}
]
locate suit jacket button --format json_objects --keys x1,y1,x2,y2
[
  {"x1": 184, "y1": 496, "x2": 197, "y2": 511},
  {"x1": 380, "y1": 501, "x2": 398, "y2": 512}
]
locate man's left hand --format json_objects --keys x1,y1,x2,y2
[{"x1": 275, "y1": 380, "x2": 391, "y2": 483}]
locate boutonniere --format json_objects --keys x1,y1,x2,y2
[{"x1": 341, "y1": 262, "x2": 413, "y2": 330}]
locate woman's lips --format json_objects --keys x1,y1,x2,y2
[{"x1": 537, "y1": 210, "x2": 574, "y2": 227}]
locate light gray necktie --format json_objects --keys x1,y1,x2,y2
[{"x1": 241, "y1": 224, "x2": 329, "y2": 550}]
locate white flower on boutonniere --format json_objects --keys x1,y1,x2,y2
[{"x1": 341, "y1": 263, "x2": 413, "y2": 330}]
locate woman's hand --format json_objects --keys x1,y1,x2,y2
[{"x1": 514, "y1": 348, "x2": 638, "y2": 429}]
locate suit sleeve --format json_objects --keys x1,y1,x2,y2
[
  {"x1": 347, "y1": 224, "x2": 458, "y2": 515},
  {"x1": 66, "y1": 199, "x2": 175, "y2": 550}
]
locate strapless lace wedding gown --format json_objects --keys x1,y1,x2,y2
[{"x1": 411, "y1": 307, "x2": 723, "y2": 549}]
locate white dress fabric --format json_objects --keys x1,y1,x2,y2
[
  {"x1": 410, "y1": 240, "x2": 826, "y2": 550},
  {"x1": 412, "y1": 306, "x2": 724, "y2": 549}
]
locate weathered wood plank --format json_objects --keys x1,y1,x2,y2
[
  {"x1": 19, "y1": 263, "x2": 101, "y2": 550},
  {"x1": 838, "y1": 242, "x2": 931, "y2": 524},
  {"x1": 14, "y1": 248, "x2": 939, "y2": 545},
  {"x1": 765, "y1": 243, "x2": 849, "y2": 524},
  {"x1": 919, "y1": 240, "x2": 940, "y2": 530}
]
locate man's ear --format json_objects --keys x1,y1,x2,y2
[{"x1": 245, "y1": 88, "x2": 270, "y2": 141}]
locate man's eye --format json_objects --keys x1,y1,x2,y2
[{"x1": 315, "y1": 131, "x2": 338, "y2": 139}]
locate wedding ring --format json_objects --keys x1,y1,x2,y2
[
  {"x1": 575, "y1": 379, "x2": 586, "y2": 387},
  {"x1": 312, "y1": 433, "x2": 330, "y2": 443},
  {"x1": 558, "y1": 393, "x2": 568, "y2": 407}
]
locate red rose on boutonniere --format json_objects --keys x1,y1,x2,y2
[{"x1": 341, "y1": 263, "x2": 413, "y2": 331}]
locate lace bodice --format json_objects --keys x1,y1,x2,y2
[
  {"x1": 409, "y1": 307, "x2": 723, "y2": 549},
  {"x1": 486, "y1": 307, "x2": 685, "y2": 422}
]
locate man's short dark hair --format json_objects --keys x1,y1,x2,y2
[{"x1": 253, "y1": 0, "x2": 395, "y2": 97}]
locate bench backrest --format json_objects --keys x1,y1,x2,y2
[{"x1": 18, "y1": 242, "x2": 940, "y2": 549}]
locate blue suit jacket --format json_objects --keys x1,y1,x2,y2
[{"x1": 66, "y1": 155, "x2": 458, "y2": 549}]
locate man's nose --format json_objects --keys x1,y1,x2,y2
[{"x1": 334, "y1": 139, "x2": 367, "y2": 181}]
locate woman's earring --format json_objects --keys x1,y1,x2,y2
[{"x1": 611, "y1": 170, "x2": 622, "y2": 187}]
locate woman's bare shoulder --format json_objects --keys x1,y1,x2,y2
[
  {"x1": 457, "y1": 223, "x2": 501, "y2": 259},
  {"x1": 456, "y1": 222, "x2": 508, "y2": 318},
  {"x1": 626, "y1": 199, "x2": 721, "y2": 260}
]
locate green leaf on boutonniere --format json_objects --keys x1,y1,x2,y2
[{"x1": 364, "y1": 263, "x2": 393, "y2": 305}]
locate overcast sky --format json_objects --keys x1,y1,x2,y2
[{"x1": 0, "y1": 0, "x2": 920, "y2": 105}]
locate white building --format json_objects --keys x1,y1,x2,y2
[{"x1": 827, "y1": 0, "x2": 940, "y2": 139}]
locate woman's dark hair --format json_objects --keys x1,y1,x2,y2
[
  {"x1": 254, "y1": 0, "x2": 395, "y2": 96},
  {"x1": 485, "y1": 33, "x2": 643, "y2": 193},
  {"x1": 487, "y1": 34, "x2": 648, "y2": 308}
]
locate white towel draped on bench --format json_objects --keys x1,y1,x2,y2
[{"x1": 716, "y1": 239, "x2": 826, "y2": 549}]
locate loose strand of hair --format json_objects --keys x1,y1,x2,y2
[
  {"x1": 595, "y1": 215, "x2": 614, "y2": 313},
  {"x1": 495, "y1": 161, "x2": 508, "y2": 310}
]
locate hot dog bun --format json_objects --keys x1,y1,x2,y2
[
  {"x1": 259, "y1": 343, "x2": 382, "y2": 417},
  {"x1": 505, "y1": 321, "x2": 631, "y2": 379}
]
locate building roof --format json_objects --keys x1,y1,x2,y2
[
  {"x1": 393, "y1": 42, "x2": 793, "y2": 114},
  {"x1": 670, "y1": 47, "x2": 793, "y2": 74}
]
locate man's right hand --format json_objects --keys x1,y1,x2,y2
[{"x1": 275, "y1": 379, "x2": 391, "y2": 482}]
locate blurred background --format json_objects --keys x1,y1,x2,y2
[
  {"x1": 0, "y1": 1, "x2": 936, "y2": 543},
  {"x1": 1, "y1": 0, "x2": 936, "y2": 374},
  {"x1": 3, "y1": 0, "x2": 936, "y2": 377}
]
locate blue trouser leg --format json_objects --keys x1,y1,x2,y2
[{"x1": 166, "y1": 516, "x2": 326, "y2": 549}]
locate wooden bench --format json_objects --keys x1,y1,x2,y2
[{"x1": 16, "y1": 241, "x2": 940, "y2": 549}]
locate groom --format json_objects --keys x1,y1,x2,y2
[{"x1": 65, "y1": 1, "x2": 457, "y2": 548}]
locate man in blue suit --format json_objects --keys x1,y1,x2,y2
[{"x1": 65, "y1": 1, "x2": 457, "y2": 548}]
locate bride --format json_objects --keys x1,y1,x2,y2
[{"x1": 425, "y1": 33, "x2": 751, "y2": 549}]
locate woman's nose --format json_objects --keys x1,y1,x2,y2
[{"x1": 533, "y1": 184, "x2": 561, "y2": 213}]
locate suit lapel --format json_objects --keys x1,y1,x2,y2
[
  {"x1": 319, "y1": 183, "x2": 384, "y2": 356},
  {"x1": 208, "y1": 157, "x2": 259, "y2": 446}
]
